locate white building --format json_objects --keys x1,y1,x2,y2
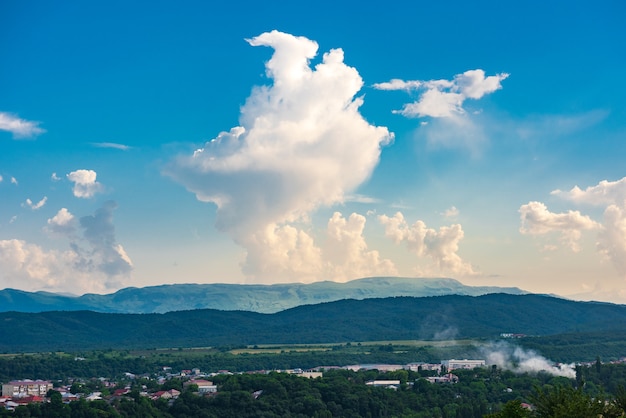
[
  {"x1": 1, "y1": 380, "x2": 53, "y2": 397},
  {"x1": 185, "y1": 379, "x2": 217, "y2": 394},
  {"x1": 441, "y1": 359, "x2": 486, "y2": 371}
]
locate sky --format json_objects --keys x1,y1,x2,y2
[{"x1": 2, "y1": 1, "x2": 626, "y2": 303}]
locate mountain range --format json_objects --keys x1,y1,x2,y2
[{"x1": 0, "y1": 277, "x2": 527, "y2": 314}]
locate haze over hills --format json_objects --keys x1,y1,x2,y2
[
  {"x1": 0, "y1": 277, "x2": 527, "y2": 314},
  {"x1": 2, "y1": 293, "x2": 626, "y2": 354}
]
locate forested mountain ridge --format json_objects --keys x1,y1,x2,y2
[
  {"x1": 1, "y1": 293, "x2": 625, "y2": 353},
  {"x1": 0, "y1": 276, "x2": 526, "y2": 314}
]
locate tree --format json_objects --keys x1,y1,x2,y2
[
  {"x1": 531, "y1": 384, "x2": 606, "y2": 418},
  {"x1": 485, "y1": 400, "x2": 531, "y2": 418}
]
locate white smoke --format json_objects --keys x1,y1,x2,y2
[{"x1": 481, "y1": 341, "x2": 575, "y2": 378}]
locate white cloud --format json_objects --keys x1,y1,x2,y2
[
  {"x1": 325, "y1": 212, "x2": 397, "y2": 280},
  {"x1": 165, "y1": 31, "x2": 392, "y2": 279},
  {"x1": 46, "y1": 208, "x2": 76, "y2": 235},
  {"x1": 67, "y1": 169, "x2": 104, "y2": 198},
  {"x1": 598, "y1": 204, "x2": 626, "y2": 277},
  {"x1": 239, "y1": 211, "x2": 396, "y2": 282},
  {"x1": 0, "y1": 239, "x2": 69, "y2": 290},
  {"x1": 442, "y1": 206, "x2": 459, "y2": 218},
  {"x1": 0, "y1": 175, "x2": 3, "y2": 182},
  {"x1": 378, "y1": 211, "x2": 475, "y2": 276},
  {"x1": 11, "y1": 177, "x2": 17, "y2": 185},
  {"x1": 0, "y1": 112, "x2": 46, "y2": 138},
  {"x1": 0, "y1": 202, "x2": 132, "y2": 294},
  {"x1": 51, "y1": 172, "x2": 61, "y2": 182},
  {"x1": 375, "y1": 69, "x2": 508, "y2": 118},
  {"x1": 0, "y1": 238, "x2": 118, "y2": 294},
  {"x1": 22, "y1": 196, "x2": 48, "y2": 210},
  {"x1": 519, "y1": 201, "x2": 600, "y2": 252},
  {"x1": 78, "y1": 201, "x2": 133, "y2": 276},
  {"x1": 372, "y1": 79, "x2": 422, "y2": 91},
  {"x1": 552, "y1": 176, "x2": 626, "y2": 207},
  {"x1": 91, "y1": 142, "x2": 131, "y2": 150},
  {"x1": 546, "y1": 177, "x2": 626, "y2": 277},
  {"x1": 522, "y1": 176, "x2": 626, "y2": 280},
  {"x1": 240, "y1": 223, "x2": 323, "y2": 282}
]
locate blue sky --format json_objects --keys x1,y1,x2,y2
[{"x1": 2, "y1": 0, "x2": 626, "y2": 302}]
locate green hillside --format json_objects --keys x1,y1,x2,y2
[{"x1": 1, "y1": 294, "x2": 625, "y2": 354}]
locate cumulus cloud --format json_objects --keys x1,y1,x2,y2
[
  {"x1": 11, "y1": 177, "x2": 18, "y2": 185},
  {"x1": 239, "y1": 223, "x2": 323, "y2": 282},
  {"x1": 374, "y1": 69, "x2": 508, "y2": 119},
  {"x1": 523, "y1": 177, "x2": 626, "y2": 278},
  {"x1": 67, "y1": 169, "x2": 104, "y2": 198},
  {"x1": 519, "y1": 201, "x2": 600, "y2": 252},
  {"x1": 165, "y1": 30, "x2": 392, "y2": 280},
  {"x1": 325, "y1": 212, "x2": 397, "y2": 280},
  {"x1": 0, "y1": 239, "x2": 71, "y2": 290},
  {"x1": 78, "y1": 201, "x2": 133, "y2": 276},
  {"x1": 598, "y1": 204, "x2": 626, "y2": 276},
  {"x1": 239, "y1": 211, "x2": 396, "y2": 282},
  {"x1": 0, "y1": 112, "x2": 46, "y2": 138},
  {"x1": 0, "y1": 175, "x2": 3, "y2": 182},
  {"x1": 51, "y1": 172, "x2": 61, "y2": 181},
  {"x1": 378, "y1": 212, "x2": 475, "y2": 276},
  {"x1": 552, "y1": 177, "x2": 626, "y2": 207},
  {"x1": 46, "y1": 208, "x2": 77, "y2": 235},
  {"x1": 0, "y1": 202, "x2": 132, "y2": 294},
  {"x1": 22, "y1": 196, "x2": 48, "y2": 210}
]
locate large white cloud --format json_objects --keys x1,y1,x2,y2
[
  {"x1": 67, "y1": 169, "x2": 104, "y2": 198},
  {"x1": 519, "y1": 201, "x2": 600, "y2": 252},
  {"x1": 0, "y1": 112, "x2": 46, "y2": 138},
  {"x1": 165, "y1": 31, "x2": 393, "y2": 280},
  {"x1": 374, "y1": 69, "x2": 508, "y2": 118},
  {"x1": 378, "y1": 212, "x2": 475, "y2": 276}
]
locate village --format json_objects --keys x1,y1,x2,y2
[{"x1": 0, "y1": 359, "x2": 488, "y2": 411}]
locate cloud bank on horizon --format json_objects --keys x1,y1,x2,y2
[{"x1": 520, "y1": 177, "x2": 626, "y2": 287}]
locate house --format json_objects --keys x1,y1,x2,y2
[
  {"x1": 184, "y1": 379, "x2": 217, "y2": 394},
  {"x1": 151, "y1": 391, "x2": 173, "y2": 400},
  {"x1": 1, "y1": 380, "x2": 53, "y2": 397}
]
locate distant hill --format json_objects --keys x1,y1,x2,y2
[
  {"x1": 0, "y1": 277, "x2": 527, "y2": 314},
  {"x1": 1, "y1": 293, "x2": 626, "y2": 353}
]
